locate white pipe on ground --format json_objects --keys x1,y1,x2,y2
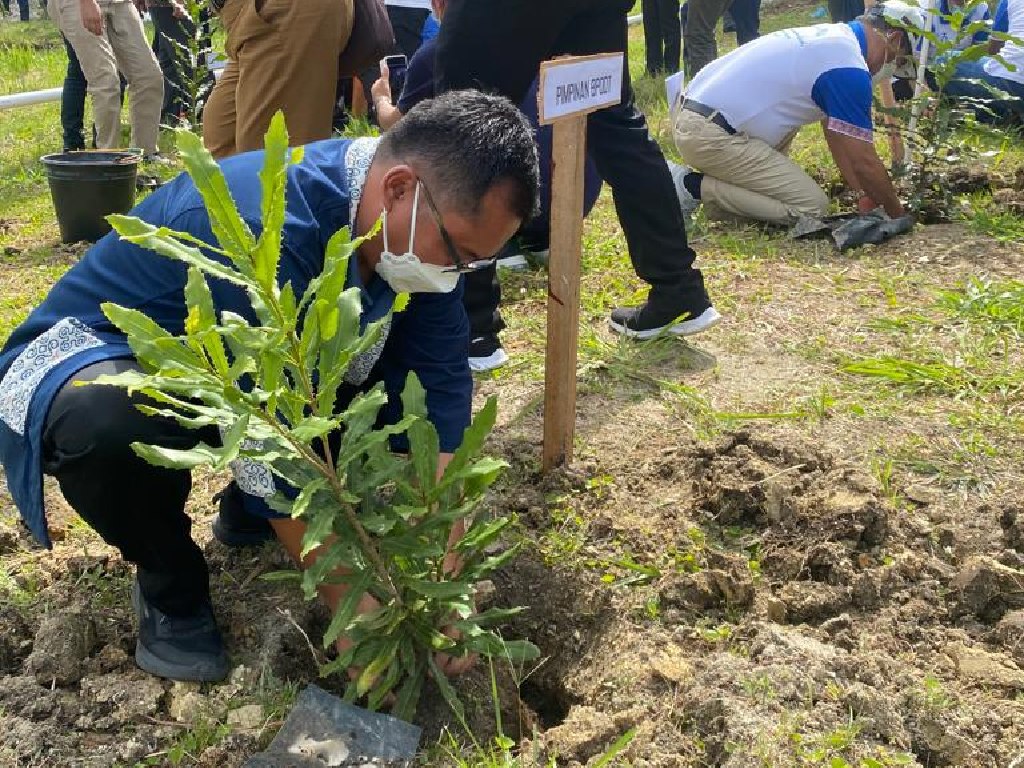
[{"x1": 0, "y1": 87, "x2": 62, "y2": 111}]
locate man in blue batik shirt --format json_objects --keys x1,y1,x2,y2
[
  {"x1": 671, "y1": 1, "x2": 925, "y2": 225},
  {"x1": 0, "y1": 91, "x2": 538, "y2": 683}
]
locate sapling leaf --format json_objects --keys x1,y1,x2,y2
[
  {"x1": 392, "y1": 658, "x2": 425, "y2": 722},
  {"x1": 401, "y1": 375, "x2": 438, "y2": 494},
  {"x1": 107, "y1": 216, "x2": 249, "y2": 288},
  {"x1": 130, "y1": 441, "x2": 224, "y2": 470},
  {"x1": 214, "y1": 413, "x2": 250, "y2": 471},
  {"x1": 427, "y1": 655, "x2": 466, "y2": 726},
  {"x1": 356, "y1": 639, "x2": 399, "y2": 697},
  {"x1": 175, "y1": 128, "x2": 257, "y2": 263},
  {"x1": 322, "y1": 571, "x2": 373, "y2": 649},
  {"x1": 253, "y1": 112, "x2": 291, "y2": 294}
]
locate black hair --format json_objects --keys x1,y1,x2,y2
[{"x1": 378, "y1": 90, "x2": 540, "y2": 223}]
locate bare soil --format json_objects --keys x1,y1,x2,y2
[{"x1": 2, "y1": 223, "x2": 1024, "y2": 767}]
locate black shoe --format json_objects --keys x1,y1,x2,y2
[
  {"x1": 609, "y1": 303, "x2": 722, "y2": 340},
  {"x1": 469, "y1": 334, "x2": 510, "y2": 372},
  {"x1": 212, "y1": 482, "x2": 275, "y2": 548},
  {"x1": 131, "y1": 579, "x2": 229, "y2": 682}
]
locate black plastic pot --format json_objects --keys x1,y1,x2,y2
[{"x1": 41, "y1": 150, "x2": 141, "y2": 243}]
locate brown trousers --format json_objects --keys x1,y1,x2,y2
[{"x1": 203, "y1": 0, "x2": 354, "y2": 158}]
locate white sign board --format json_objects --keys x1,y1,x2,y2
[
  {"x1": 538, "y1": 53, "x2": 624, "y2": 125},
  {"x1": 665, "y1": 71, "x2": 685, "y2": 113}
]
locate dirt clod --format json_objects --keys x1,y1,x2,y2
[
  {"x1": 79, "y1": 671, "x2": 165, "y2": 723},
  {"x1": 227, "y1": 703, "x2": 265, "y2": 730},
  {"x1": 992, "y1": 610, "x2": 1024, "y2": 663},
  {"x1": 951, "y1": 556, "x2": 1024, "y2": 622},
  {"x1": 541, "y1": 705, "x2": 620, "y2": 765},
  {"x1": 24, "y1": 612, "x2": 99, "y2": 686},
  {"x1": 947, "y1": 643, "x2": 1024, "y2": 690},
  {"x1": 777, "y1": 582, "x2": 852, "y2": 624},
  {"x1": 1001, "y1": 505, "x2": 1024, "y2": 553},
  {"x1": 660, "y1": 568, "x2": 755, "y2": 614}
]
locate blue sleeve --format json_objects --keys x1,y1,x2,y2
[
  {"x1": 397, "y1": 42, "x2": 437, "y2": 115},
  {"x1": 994, "y1": 0, "x2": 1009, "y2": 32},
  {"x1": 811, "y1": 67, "x2": 874, "y2": 141},
  {"x1": 377, "y1": 284, "x2": 472, "y2": 453}
]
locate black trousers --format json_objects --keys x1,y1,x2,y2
[
  {"x1": 828, "y1": 0, "x2": 864, "y2": 22},
  {"x1": 359, "y1": 5, "x2": 430, "y2": 123},
  {"x1": 150, "y1": 4, "x2": 213, "y2": 123},
  {"x1": 730, "y1": 0, "x2": 761, "y2": 46},
  {"x1": 42, "y1": 360, "x2": 216, "y2": 616},
  {"x1": 435, "y1": 0, "x2": 710, "y2": 316},
  {"x1": 642, "y1": 0, "x2": 681, "y2": 75},
  {"x1": 463, "y1": 264, "x2": 504, "y2": 340}
]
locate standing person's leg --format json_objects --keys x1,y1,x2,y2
[
  {"x1": 660, "y1": 0, "x2": 681, "y2": 74},
  {"x1": 684, "y1": 0, "x2": 733, "y2": 77},
  {"x1": 642, "y1": 0, "x2": 665, "y2": 75},
  {"x1": 463, "y1": 265, "x2": 508, "y2": 371},
  {"x1": 61, "y1": 35, "x2": 88, "y2": 151},
  {"x1": 51, "y1": 0, "x2": 123, "y2": 150},
  {"x1": 557, "y1": 0, "x2": 714, "y2": 331},
  {"x1": 149, "y1": 4, "x2": 190, "y2": 122},
  {"x1": 731, "y1": 0, "x2": 760, "y2": 46},
  {"x1": 17, "y1": 0, "x2": 29, "y2": 20},
  {"x1": 228, "y1": 0, "x2": 352, "y2": 154},
  {"x1": 105, "y1": 1, "x2": 164, "y2": 155},
  {"x1": 203, "y1": 56, "x2": 239, "y2": 158}
]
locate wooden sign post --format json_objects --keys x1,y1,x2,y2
[{"x1": 537, "y1": 53, "x2": 623, "y2": 471}]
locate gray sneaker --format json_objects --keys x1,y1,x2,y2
[{"x1": 132, "y1": 579, "x2": 229, "y2": 682}]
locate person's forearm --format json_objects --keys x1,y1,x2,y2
[
  {"x1": 376, "y1": 98, "x2": 403, "y2": 131},
  {"x1": 826, "y1": 131, "x2": 904, "y2": 217}
]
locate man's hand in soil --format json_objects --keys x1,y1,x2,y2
[
  {"x1": 825, "y1": 128, "x2": 905, "y2": 219},
  {"x1": 268, "y1": 451, "x2": 479, "y2": 691},
  {"x1": 79, "y1": 0, "x2": 104, "y2": 35}
]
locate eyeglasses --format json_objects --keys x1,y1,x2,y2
[{"x1": 417, "y1": 179, "x2": 497, "y2": 274}]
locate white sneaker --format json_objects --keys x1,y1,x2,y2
[
  {"x1": 468, "y1": 335, "x2": 510, "y2": 372},
  {"x1": 668, "y1": 161, "x2": 700, "y2": 219}
]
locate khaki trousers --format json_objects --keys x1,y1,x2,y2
[
  {"x1": 203, "y1": 0, "x2": 353, "y2": 158},
  {"x1": 673, "y1": 107, "x2": 828, "y2": 225},
  {"x1": 49, "y1": 0, "x2": 164, "y2": 154}
]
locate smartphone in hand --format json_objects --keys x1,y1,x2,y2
[{"x1": 382, "y1": 54, "x2": 408, "y2": 104}]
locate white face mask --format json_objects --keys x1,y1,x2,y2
[{"x1": 374, "y1": 182, "x2": 460, "y2": 294}]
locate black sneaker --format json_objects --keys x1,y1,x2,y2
[
  {"x1": 468, "y1": 334, "x2": 510, "y2": 372},
  {"x1": 609, "y1": 303, "x2": 722, "y2": 340},
  {"x1": 212, "y1": 482, "x2": 275, "y2": 548},
  {"x1": 131, "y1": 579, "x2": 229, "y2": 682}
]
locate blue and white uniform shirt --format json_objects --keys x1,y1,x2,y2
[{"x1": 684, "y1": 21, "x2": 875, "y2": 146}]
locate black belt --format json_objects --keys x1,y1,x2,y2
[{"x1": 682, "y1": 100, "x2": 736, "y2": 135}]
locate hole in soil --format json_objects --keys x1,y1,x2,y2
[{"x1": 519, "y1": 678, "x2": 578, "y2": 730}]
